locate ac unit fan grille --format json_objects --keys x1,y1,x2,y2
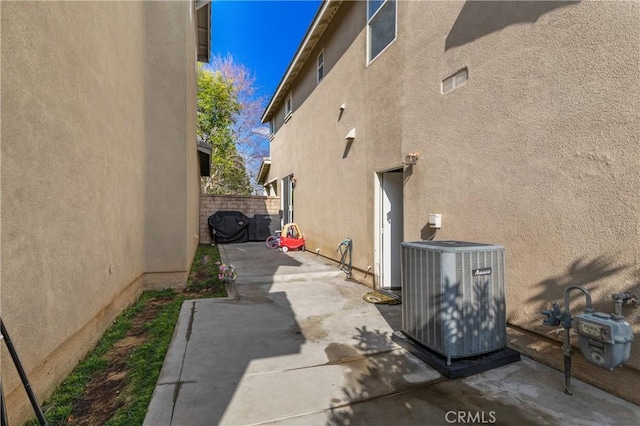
[{"x1": 401, "y1": 241, "x2": 506, "y2": 359}]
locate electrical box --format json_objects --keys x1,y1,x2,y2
[
  {"x1": 429, "y1": 214, "x2": 442, "y2": 228},
  {"x1": 572, "y1": 312, "x2": 633, "y2": 370}
]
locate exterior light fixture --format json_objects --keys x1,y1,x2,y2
[
  {"x1": 338, "y1": 104, "x2": 347, "y2": 121},
  {"x1": 405, "y1": 151, "x2": 420, "y2": 166},
  {"x1": 345, "y1": 128, "x2": 356, "y2": 141}
]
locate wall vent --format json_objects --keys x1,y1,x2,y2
[
  {"x1": 442, "y1": 68, "x2": 468, "y2": 94},
  {"x1": 401, "y1": 240, "x2": 506, "y2": 362}
]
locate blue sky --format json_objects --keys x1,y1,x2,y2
[{"x1": 210, "y1": 0, "x2": 322, "y2": 100}]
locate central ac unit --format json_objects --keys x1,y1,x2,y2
[{"x1": 401, "y1": 240, "x2": 506, "y2": 364}]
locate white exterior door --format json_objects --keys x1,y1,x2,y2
[
  {"x1": 380, "y1": 171, "x2": 403, "y2": 289},
  {"x1": 282, "y1": 174, "x2": 294, "y2": 225}
]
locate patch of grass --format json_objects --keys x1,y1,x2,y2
[
  {"x1": 186, "y1": 243, "x2": 226, "y2": 295},
  {"x1": 106, "y1": 293, "x2": 185, "y2": 426},
  {"x1": 30, "y1": 244, "x2": 227, "y2": 425},
  {"x1": 33, "y1": 294, "x2": 153, "y2": 425}
]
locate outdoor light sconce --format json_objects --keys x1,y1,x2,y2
[
  {"x1": 345, "y1": 128, "x2": 356, "y2": 142},
  {"x1": 338, "y1": 104, "x2": 346, "y2": 121},
  {"x1": 405, "y1": 151, "x2": 420, "y2": 166}
]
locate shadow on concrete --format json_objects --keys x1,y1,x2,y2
[
  {"x1": 325, "y1": 326, "x2": 537, "y2": 425},
  {"x1": 375, "y1": 303, "x2": 402, "y2": 332},
  {"x1": 156, "y1": 244, "x2": 310, "y2": 425},
  {"x1": 445, "y1": 1, "x2": 579, "y2": 51},
  {"x1": 327, "y1": 326, "x2": 420, "y2": 424}
]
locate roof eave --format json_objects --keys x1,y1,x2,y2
[
  {"x1": 196, "y1": 1, "x2": 211, "y2": 63},
  {"x1": 261, "y1": 0, "x2": 343, "y2": 124},
  {"x1": 256, "y1": 158, "x2": 272, "y2": 185}
]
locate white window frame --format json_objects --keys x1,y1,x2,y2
[
  {"x1": 442, "y1": 68, "x2": 468, "y2": 94},
  {"x1": 317, "y1": 50, "x2": 325, "y2": 83},
  {"x1": 367, "y1": 0, "x2": 397, "y2": 65},
  {"x1": 284, "y1": 92, "x2": 293, "y2": 122},
  {"x1": 269, "y1": 120, "x2": 275, "y2": 138}
]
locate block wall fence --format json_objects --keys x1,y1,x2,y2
[{"x1": 199, "y1": 194, "x2": 281, "y2": 244}]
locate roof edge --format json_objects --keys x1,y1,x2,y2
[{"x1": 261, "y1": 0, "x2": 342, "y2": 124}]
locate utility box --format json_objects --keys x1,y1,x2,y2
[
  {"x1": 573, "y1": 312, "x2": 634, "y2": 370},
  {"x1": 401, "y1": 241, "x2": 507, "y2": 362}
]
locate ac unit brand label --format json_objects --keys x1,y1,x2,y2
[{"x1": 472, "y1": 267, "x2": 492, "y2": 277}]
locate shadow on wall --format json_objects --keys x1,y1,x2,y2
[
  {"x1": 420, "y1": 223, "x2": 438, "y2": 240},
  {"x1": 526, "y1": 255, "x2": 637, "y2": 314},
  {"x1": 342, "y1": 138, "x2": 354, "y2": 159},
  {"x1": 445, "y1": 1, "x2": 579, "y2": 51}
]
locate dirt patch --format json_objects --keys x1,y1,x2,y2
[
  {"x1": 67, "y1": 286, "x2": 223, "y2": 425},
  {"x1": 70, "y1": 359, "x2": 129, "y2": 425},
  {"x1": 67, "y1": 301, "x2": 163, "y2": 425}
]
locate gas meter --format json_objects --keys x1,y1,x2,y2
[
  {"x1": 540, "y1": 286, "x2": 636, "y2": 395},
  {"x1": 572, "y1": 311, "x2": 633, "y2": 370}
]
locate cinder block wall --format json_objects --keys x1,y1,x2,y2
[{"x1": 200, "y1": 194, "x2": 280, "y2": 244}]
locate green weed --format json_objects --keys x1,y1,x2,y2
[{"x1": 29, "y1": 244, "x2": 226, "y2": 425}]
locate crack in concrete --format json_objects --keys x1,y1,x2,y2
[
  {"x1": 186, "y1": 301, "x2": 196, "y2": 342},
  {"x1": 169, "y1": 301, "x2": 198, "y2": 425},
  {"x1": 243, "y1": 378, "x2": 449, "y2": 426}
]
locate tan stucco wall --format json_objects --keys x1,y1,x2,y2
[
  {"x1": 1, "y1": 1, "x2": 201, "y2": 422},
  {"x1": 144, "y1": 1, "x2": 191, "y2": 287},
  {"x1": 269, "y1": 0, "x2": 376, "y2": 272},
  {"x1": 399, "y1": 0, "x2": 640, "y2": 336},
  {"x1": 267, "y1": 0, "x2": 640, "y2": 401},
  {"x1": 186, "y1": 3, "x2": 200, "y2": 277}
]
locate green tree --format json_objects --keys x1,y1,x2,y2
[
  {"x1": 197, "y1": 63, "x2": 251, "y2": 195},
  {"x1": 211, "y1": 55, "x2": 270, "y2": 193}
]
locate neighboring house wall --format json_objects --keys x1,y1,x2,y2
[
  {"x1": 143, "y1": 0, "x2": 200, "y2": 289},
  {"x1": 199, "y1": 195, "x2": 281, "y2": 244},
  {"x1": 265, "y1": 1, "x2": 640, "y2": 402},
  {"x1": 0, "y1": 1, "x2": 203, "y2": 423}
]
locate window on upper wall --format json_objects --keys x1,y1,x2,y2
[
  {"x1": 442, "y1": 68, "x2": 468, "y2": 94},
  {"x1": 317, "y1": 50, "x2": 325, "y2": 83},
  {"x1": 269, "y1": 120, "x2": 275, "y2": 137},
  {"x1": 284, "y1": 93, "x2": 293, "y2": 121},
  {"x1": 367, "y1": 0, "x2": 397, "y2": 64}
]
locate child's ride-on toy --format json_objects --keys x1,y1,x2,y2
[{"x1": 266, "y1": 223, "x2": 305, "y2": 252}]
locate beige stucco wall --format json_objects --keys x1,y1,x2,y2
[
  {"x1": 144, "y1": 0, "x2": 199, "y2": 289},
  {"x1": 186, "y1": 3, "x2": 201, "y2": 277},
  {"x1": 1, "y1": 1, "x2": 201, "y2": 422},
  {"x1": 399, "y1": 0, "x2": 640, "y2": 336},
  {"x1": 269, "y1": 1, "x2": 376, "y2": 274},
  {"x1": 267, "y1": 0, "x2": 640, "y2": 402}
]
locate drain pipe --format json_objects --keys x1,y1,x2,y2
[{"x1": 561, "y1": 286, "x2": 593, "y2": 395}]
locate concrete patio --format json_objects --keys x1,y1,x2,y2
[{"x1": 144, "y1": 242, "x2": 639, "y2": 425}]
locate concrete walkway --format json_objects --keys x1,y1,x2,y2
[{"x1": 144, "y1": 243, "x2": 639, "y2": 426}]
